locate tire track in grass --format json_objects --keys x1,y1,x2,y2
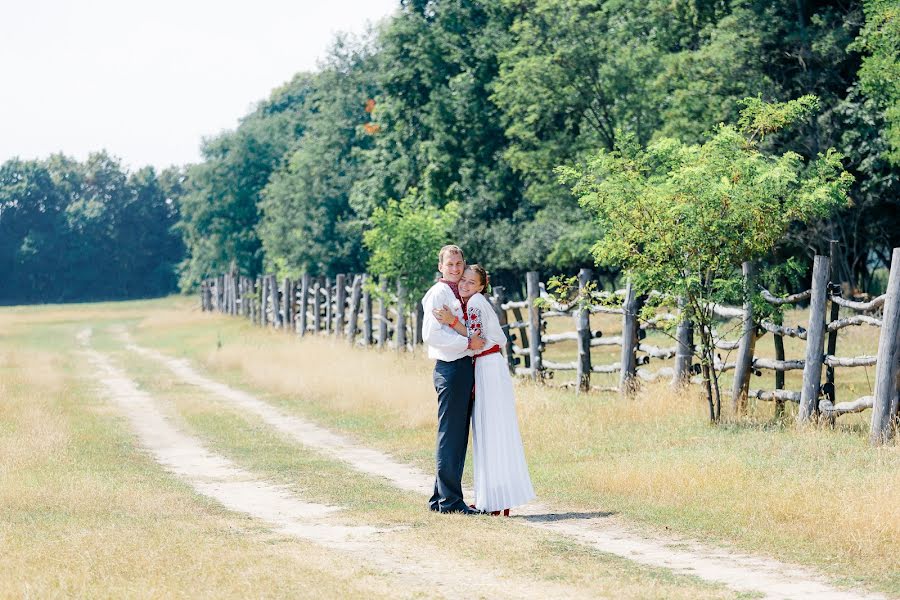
[
  {"x1": 79, "y1": 329, "x2": 588, "y2": 599},
  {"x1": 123, "y1": 334, "x2": 886, "y2": 600}
]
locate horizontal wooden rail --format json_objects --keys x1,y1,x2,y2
[
  {"x1": 760, "y1": 288, "x2": 812, "y2": 305},
  {"x1": 830, "y1": 294, "x2": 886, "y2": 311}
]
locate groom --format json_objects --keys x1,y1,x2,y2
[{"x1": 421, "y1": 244, "x2": 485, "y2": 514}]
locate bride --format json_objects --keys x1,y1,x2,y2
[{"x1": 434, "y1": 264, "x2": 535, "y2": 516}]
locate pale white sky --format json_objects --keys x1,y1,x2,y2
[{"x1": 0, "y1": 0, "x2": 397, "y2": 172}]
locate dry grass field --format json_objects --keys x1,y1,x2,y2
[{"x1": 1, "y1": 296, "x2": 897, "y2": 597}]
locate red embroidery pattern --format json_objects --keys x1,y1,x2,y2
[{"x1": 467, "y1": 306, "x2": 483, "y2": 340}]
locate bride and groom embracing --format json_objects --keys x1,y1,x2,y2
[{"x1": 421, "y1": 244, "x2": 535, "y2": 516}]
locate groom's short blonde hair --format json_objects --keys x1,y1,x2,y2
[{"x1": 438, "y1": 244, "x2": 465, "y2": 265}]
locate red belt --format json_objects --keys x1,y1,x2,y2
[{"x1": 471, "y1": 344, "x2": 501, "y2": 401}]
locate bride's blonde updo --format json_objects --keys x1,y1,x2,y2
[{"x1": 466, "y1": 263, "x2": 490, "y2": 294}]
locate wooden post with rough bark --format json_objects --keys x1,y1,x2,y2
[
  {"x1": 363, "y1": 277, "x2": 373, "y2": 346},
  {"x1": 283, "y1": 277, "x2": 293, "y2": 331},
  {"x1": 272, "y1": 275, "x2": 282, "y2": 329},
  {"x1": 526, "y1": 271, "x2": 542, "y2": 381},
  {"x1": 414, "y1": 303, "x2": 424, "y2": 347},
  {"x1": 731, "y1": 262, "x2": 757, "y2": 414},
  {"x1": 492, "y1": 286, "x2": 516, "y2": 375},
  {"x1": 798, "y1": 255, "x2": 830, "y2": 422},
  {"x1": 324, "y1": 277, "x2": 333, "y2": 334},
  {"x1": 347, "y1": 274, "x2": 363, "y2": 344},
  {"x1": 257, "y1": 276, "x2": 264, "y2": 326},
  {"x1": 335, "y1": 274, "x2": 346, "y2": 337},
  {"x1": 378, "y1": 279, "x2": 388, "y2": 348},
  {"x1": 260, "y1": 276, "x2": 269, "y2": 326},
  {"x1": 773, "y1": 311, "x2": 786, "y2": 418},
  {"x1": 313, "y1": 277, "x2": 323, "y2": 333},
  {"x1": 619, "y1": 282, "x2": 639, "y2": 394},
  {"x1": 825, "y1": 240, "x2": 841, "y2": 407},
  {"x1": 298, "y1": 274, "x2": 310, "y2": 336},
  {"x1": 870, "y1": 247, "x2": 900, "y2": 445},
  {"x1": 674, "y1": 297, "x2": 693, "y2": 386},
  {"x1": 396, "y1": 279, "x2": 407, "y2": 351},
  {"x1": 576, "y1": 268, "x2": 592, "y2": 392}
]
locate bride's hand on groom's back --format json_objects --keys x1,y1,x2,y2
[{"x1": 433, "y1": 304, "x2": 455, "y2": 325}]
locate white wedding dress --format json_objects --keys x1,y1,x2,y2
[{"x1": 464, "y1": 293, "x2": 536, "y2": 512}]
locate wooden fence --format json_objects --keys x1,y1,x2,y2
[{"x1": 201, "y1": 247, "x2": 900, "y2": 443}]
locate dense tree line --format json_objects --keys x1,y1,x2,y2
[
  {"x1": 178, "y1": 0, "x2": 898, "y2": 295},
  {"x1": 0, "y1": 153, "x2": 183, "y2": 303},
  {"x1": 3, "y1": 0, "x2": 897, "y2": 303}
]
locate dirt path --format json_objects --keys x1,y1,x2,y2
[
  {"x1": 121, "y1": 334, "x2": 887, "y2": 600},
  {"x1": 78, "y1": 329, "x2": 590, "y2": 599}
]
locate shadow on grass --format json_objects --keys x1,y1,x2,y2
[{"x1": 519, "y1": 510, "x2": 616, "y2": 523}]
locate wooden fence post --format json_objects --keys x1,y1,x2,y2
[
  {"x1": 335, "y1": 274, "x2": 347, "y2": 337},
  {"x1": 773, "y1": 310, "x2": 786, "y2": 418},
  {"x1": 825, "y1": 240, "x2": 841, "y2": 407},
  {"x1": 378, "y1": 279, "x2": 388, "y2": 348},
  {"x1": 260, "y1": 276, "x2": 269, "y2": 325},
  {"x1": 363, "y1": 276, "x2": 373, "y2": 346},
  {"x1": 256, "y1": 276, "x2": 264, "y2": 326},
  {"x1": 313, "y1": 277, "x2": 323, "y2": 333},
  {"x1": 347, "y1": 274, "x2": 363, "y2": 344},
  {"x1": 798, "y1": 255, "x2": 830, "y2": 422},
  {"x1": 324, "y1": 277, "x2": 333, "y2": 334},
  {"x1": 299, "y1": 274, "x2": 310, "y2": 336},
  {"x1": 396, "y1": 279, "x2": 407, "y2": 351},
  {"x1": 526, "y1": 271, "x2": 543, "y2": 380},
  {"x1": 414, "y1": 303, "x2": 424, "y2": 347},
  {"x1": 731, "y1": 262, "x2": 757, "y2": 414},
  {"x1": 271, "y1": 275, "x2": 282, "y2": 329},
  {"x1": 511, "y1": 304, "x2": 530, "y2": 369},
  {"x1": 619, "y1": 281, "x2": 639, "y2": 394},
  {"x1": 492, "y1": 286, "x2": 517, "y2": 375},
  {"x1": 216, "y1": 275, "x2": 224, "y2": 312},
  {"x1": 576, "y1": 268, "x2": 592, "y2": 392},
  {"x1": 283, "y1": 277, "x2": 293, "y2": 331},
  {"x1": 673, "y1": 297, "x2": 693, "y2": 386},
  {"x1": 870, "y1": 247, "x2": 900, "y2": 444}
]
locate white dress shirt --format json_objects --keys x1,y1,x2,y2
[{"x1": 421, "y1": 281, "x2": 471, "y2": 362}]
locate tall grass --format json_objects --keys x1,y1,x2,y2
[{"x1": 136, "y1": 310, "x2": 899, "y2": 594}]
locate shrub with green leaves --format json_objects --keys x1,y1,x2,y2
[{"x1": 557, "y1": 96, "x2": 853, "y2": 422}]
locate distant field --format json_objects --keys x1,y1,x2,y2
[{"x1": 1, "y1": 296, "x2": 897, "y2": 598}]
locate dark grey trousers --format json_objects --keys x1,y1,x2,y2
[{"x1": 429, "y1": 356, "x2": 475, "y2": 512}]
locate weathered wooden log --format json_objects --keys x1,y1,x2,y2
[
  {"x1": 575, "y1": 268, "x2": 592, "y2": 392},
  {"x1": 826, "y1": 315, "x2": 883, "y2": 332},
  {"x1": 749, "y1": 389, "x2": 801, "y2": 403},
  {"x1": 714, "y1": 338, "x2": 742, "y2": 350},
  {"x1": 414, "y1": 302, "x2": 424, "y2": 347},
  {"x1": 760, "y1": 288, "x2": 812, "y2": 305},
  {"x1": 636, "y1": 367, "x2": 675, "y2": 382},
  {"x1": 491, "y1": 286, "x2": 517, "y2": 375},
  {"x1": 619, "y1": 282, "x2": 640, "y2": 393},
  {"x1": 821, "y1": 396, "x2": 875, "y2": 416},
  {"x1": 592, "y1": 362, "x2": 622, "y2": 374},
  {"x1": 543, "y1": 360, "x2": 578, "y2": 370},
  {"x1": 773, "y1": 311, "x2": 786, "y2": 417},
  {"x1": 378, "y1": 279, "x2": 388, "y2": 348},
  {"x1": 641, "y1": 313, "x2": 678, "y2": 329},
  {"x1": 501, "y1": 300, "x2": 529, "y2": 310},
  {"x1": 260, "y1": 276, "x2": 268, "y2": 325},
  {"x1": 510, "y1": 305, "x2": 530, "y2": 368},
  {"x1": 674, "y1": 297, "x2": 694, "y2": 386},
  {"x1": 870, "y1": 247, "x2": 900, "y2": 444},
  {"x1": 347, "y1": 274, "x2": 363, "y2": 343},
  {"x1": 324, "y1": 277, "x2": 333, "y2": 334},
  {"x1": 334, "y1": 274, "x2": 346, "y2": 337},
  {"x1": 590, "y1": 306, "x2": 625, "y2": 315},
  {"x1": 732, "y1": 261, "x2": 757, "y2": 414},
  {"x1": 362, "y1": 276, "x2": 373, "y2": 346},
  {"x1": 825, "y1": 240, "x2": 840, "y2": 407},
  {"x1": 799, "y1": 255, "x2": 830, "y2": 422},
  {"x1": 753, "y1": 358, "x2": 804, "y2": 371},
  {"x1": 637, "y1": 343, "x2": 678, "y2": 359},
  {"x1": 297, "y1": 274, "x2": 310, "y2": 336},
  {"x1": 395, "y1": 279, "x2": 407, "y2": 351},
  {"x1": 313, "y1": 277, "x2": 323, "y2": 333},
  {"x1": 272, "y1": 275, "x2": 282, "y2": 328},
  {"x1": 216, "y1": 275, "x2": 224, "y2": 312},
  {"x1": 592, "y1": 336, "x2": 623, "y2": 346},
  {"x1": 831, "y1": 294, "x2": 886, "y2": 312},
  {"x1": 759, "y1": 319, "x2": 808, "y2": 339},
  {"x1": 526, "y1": 272, "x2": 543, "y2": 380},
  {"x1": 823, "y1": 355, "x2": 877, "y2": 367},
  {"x1": 283, "y1": 277, "x2": 293, "y2": 330},
  {"x1": 710, "y1": 303, "x2": 744, "y2": 319},
  {"x1": 543, "y1": 310, "x2": 571, "y2": 318}
]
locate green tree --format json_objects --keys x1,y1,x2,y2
[
  {"x1": 363, "y1": 192, "x2": 458, "y2": 306},
  {"x1": 558, "y1": 97, "x2": 853, "y2": 422}
]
